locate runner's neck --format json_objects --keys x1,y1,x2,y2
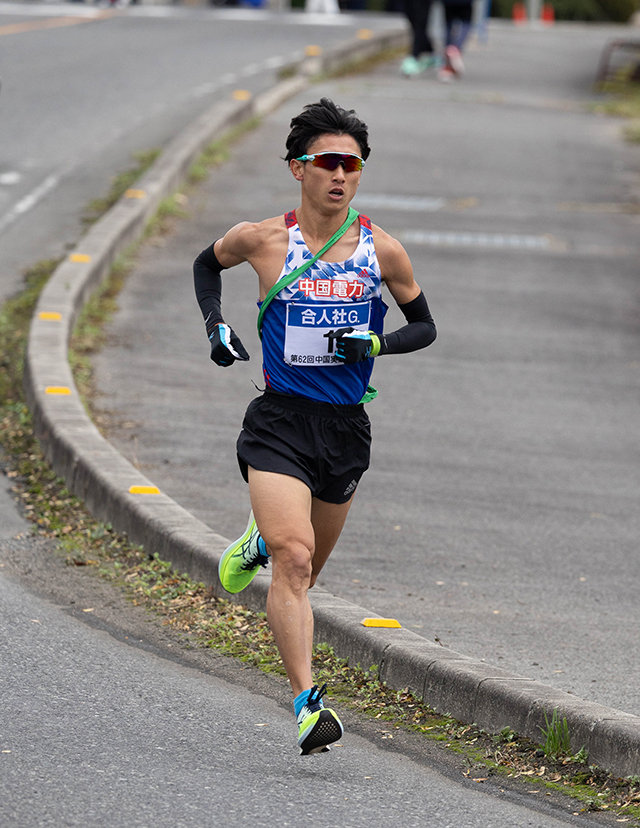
[{"x1": 293, "y1": 207, "x2": 355, "y2": 257}]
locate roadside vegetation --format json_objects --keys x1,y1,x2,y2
[
  {"x1": 1, "y1": 104, "x2": 640, "y2": 825},
  {"x1": 594, "y1": 61, "x2": 640, "y2": 144},
  {"x1": 81, "y1": 149, "x2": 161, "y2": 227}
]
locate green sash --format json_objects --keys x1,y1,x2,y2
[
  {"x1": 257, "y1": 207, "x2": 359, "y2": 338},
  {"x1": 257, "y1": 207, "x2": 377, "y2": 404}
]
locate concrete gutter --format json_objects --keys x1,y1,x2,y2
[{"x1": 23, "y1": 30, "x2": 640, "y2": 779}]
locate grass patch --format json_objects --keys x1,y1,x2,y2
[
  {"x1": 593, "y1": 72, "x2": 640, "y2": 144},
  {"x1": 81, "y1": 149, "x2": 161, "y2": 227},
  {"x1": 187, "y1": 117, "x2": 260, "y2": 185},
  {"x1": 540, "y1": 709, "x2": 573, "y2": 762},
  {"x1": 0, "y1": 259, "x2": 61, "y2": 406},
  {"x1": 321, "y1": 45, "x2": 406, "y2": 82},
  {"x1": 69, "y1": 256, "x2": 132, "y2": 411}
]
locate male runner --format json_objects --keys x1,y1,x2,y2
[{"x1": 194, "y1": 98, "x2": 436, "y2": 755}]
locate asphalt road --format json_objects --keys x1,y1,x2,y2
[
  {"x1": 0, "y1": 558, "x2": 600, "y2": 828},
  {"x1": 92, "y1": 20, "x2": 640, "y2": 720},
  {"x1": 0, "y1": 492, "x2": 607, "y2": 827},
  {"x1": 0, "y1": 1, "x2": 405, "y2": 299},
  {"x1": 2, "y1": 5, "x2": 619, "y2": 824}
]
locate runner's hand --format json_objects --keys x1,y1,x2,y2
[
  {"x1": 325, "y1": 327, "x2": 381, "y2": 363},
  {"x1": 209, "y1": 323, "x2": 250, "y2": 366}
]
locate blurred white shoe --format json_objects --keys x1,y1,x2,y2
[{"x1": 445, "y1": 45, "x2": 465, "y2": 76}]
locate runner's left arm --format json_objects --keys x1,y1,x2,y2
[
  {"x1": 327, "y1": 292, "x2": 436, "y2": 362},
  {"x1": 327, "y1": 228, "x2": 436, "y2": 364}
]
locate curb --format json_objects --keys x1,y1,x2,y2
[{"x1": 23, "y1": 29, "x2": 640, "y2": 779}]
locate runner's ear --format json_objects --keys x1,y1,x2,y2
[{"x1": 290, "y1": 159, "x2": 305, "y2": 181}]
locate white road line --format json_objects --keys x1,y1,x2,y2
[
  {"x1": 397, "y1": 229, "x2": 553, "y2": 250},
  {"x1": 355, "y1": 194, "x2": 445, "y2": 212},
  {"x1": 0, "y1": 171, "x2": 21, "y2": 186},
  {"x1": 191, "y1": 80, "x2": 221, "y2": 98},
  {"x1": 264, "y1": 55, "x2": 288, "y2": 70},
  {"x1": 0, "y1": 173, "x2": 60, "y2": 235},
  {"x1": 219, "y1": 72, "x2": 239, "y2": 86},
  {"x1": 239, "y1": 62, "x2": 262, "y2": 78},
  {"x1": 189, "y1": 54, "x2": 295, "y2": 101}
]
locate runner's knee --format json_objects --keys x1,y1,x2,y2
[{"x1": 270, "y1": 538, "x2": 314, "y2": 590}]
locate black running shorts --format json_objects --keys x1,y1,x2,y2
[{"x1": 236, "y1": 390, "x2": 371, "y2": 504}]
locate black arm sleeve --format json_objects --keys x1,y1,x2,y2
[
  {"x1": 193, "y1": 242, "x2": 225, "y2": 336},
  {"x1": 378, "y1": 291, "x2": 437, "y2": 355}
]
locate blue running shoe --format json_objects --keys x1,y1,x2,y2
[
  {"x1": 297, "y1": 684, "x2": 343, "y2": 755},
  {"x1": 218, "y1": 511, "x2": 269, "y2": 594}
]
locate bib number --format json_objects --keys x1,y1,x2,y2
[{"x1": 284, "y1": 301, "x2": 371, "y2": 366}]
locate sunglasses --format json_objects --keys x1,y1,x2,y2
[{"x1": 295, "y1": 152, "x2": 366, "y2": 172}]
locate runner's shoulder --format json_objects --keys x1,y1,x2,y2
[
  {"x1": 225, "y1": 216, "x2": 287, "y2": 258},
  {"x1": 370, "y1": 222, "x2": 411, "y2": 271}
]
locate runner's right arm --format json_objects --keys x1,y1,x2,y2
[{"x1": 193, "y1": 242, "x2": 250, "y2": 366}]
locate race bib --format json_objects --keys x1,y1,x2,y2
[{"x1": 284, "y1": 301, "x2": 371, "y2": 367}]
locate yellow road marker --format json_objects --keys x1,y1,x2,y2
[
  {"x1": 45, "y1": 386, "x2": 71, "y2": 396},
  {"x1": 357, "y1": 28, "x2": 374, "y2": 39},
  {"x1": 69, "y1": 253, "x2": 91, "y2": 263},
  {"x1": 125, "y1": 189, "x2": 147, "y2": 199},
  {"x1": 38, "y1": 311, "x2": 62, "y2": 321},
  {"x1": 232, "y1": 89, "x2": 251, "y2": 101},
  {"x1": 305, "y1": 45, "x2": 322, "y2": 57},
  {"x1": 128, "y1": 485, "x2": 161, "y2": 495},
  {"x1": 450, "y1": 196, "x2": 479, "y2": 211},
  {"x1": 361, "y1": 618, "x2": 402, "y2": 629}
]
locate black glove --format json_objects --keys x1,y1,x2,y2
[
  {"x1": 324, "y1": 327, "x2": 381, "y2": 364},
  {"x1": 208, "y1": 323, "x2": 250, "y2": 367}
]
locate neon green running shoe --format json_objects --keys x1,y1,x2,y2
[
  {"x1": 218, "y1": 511, "x2": 269, "y2": 594},
  {"x1": 297, "y1": 684, "x2": 343, "y2": 755}
]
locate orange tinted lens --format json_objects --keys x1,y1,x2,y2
[{"x1": 342, "y1": 155, "x2": 364, "y2": 172}]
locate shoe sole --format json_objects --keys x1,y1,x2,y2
[
  {"x1": 299, "y1": 709, "x2": 343, "y2": 756},
  {"x1": 218, "y1": 511, "x2": 260, "y2": 594}
]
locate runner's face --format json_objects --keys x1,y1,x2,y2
[{"x1": 291, "y1": 133, "x2": 364, "y2": 212}]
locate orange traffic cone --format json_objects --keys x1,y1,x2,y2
[
  {"x1": 512, "y1": 1, "x2": 527, "y2": 23},
  {"x1": 541, "y1": 3, "x2": 555, "y2": 23}
]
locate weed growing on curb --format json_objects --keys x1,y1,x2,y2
[
  {"x1": 593, "y1": 73, "x2": 640, "y2": 145},
  {"x1": 187, "y1": 117, "x2": 260, "y2": 185},
  {"x1": 540, "y1": 709, "x2": 574, "y2": 762},
  {"x1": 70, "y1": 257, "x2": 132, "y2": 409},
  {"x1": 321, "y1": 45, "x2": 406, "y2": 82},
  {"x1": 0, "y1": 259, "x2": 60, "y2": 406},
  {"x1": 81, "y1": 149, "x2": 161, "y2": 227}
]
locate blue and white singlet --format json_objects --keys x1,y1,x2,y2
[{"x1": 259, "y1": 211, "x2": 388, "y2": 405}]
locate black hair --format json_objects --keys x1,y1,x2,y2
[{"x1": 284, "y1": 98, "x2": 371, "y2": 163}]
